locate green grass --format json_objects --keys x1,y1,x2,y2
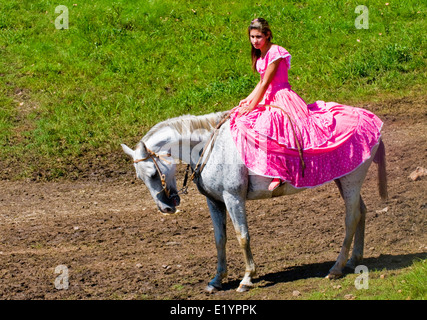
[
  {"x1": 307, "y1": 259, "x2": 426, "y2": 300},
  {"x1": 0, "y1": 0, "x2": 426, "y2": 179}
]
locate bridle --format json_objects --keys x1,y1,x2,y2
[{"x1": 133, "y1": 149, "x2": 174, "y2": 198}]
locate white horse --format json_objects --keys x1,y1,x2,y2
[{"x1": 121, "y1": 111, "x2": 387, "y2": 292}]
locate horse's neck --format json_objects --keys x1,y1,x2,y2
[{"x1": 144, "y1": 126, "x2": 213, "y2": 166}]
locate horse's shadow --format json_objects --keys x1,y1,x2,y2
[{"x1": 222, "y1": 252, "x2": 426, "y2": 290}]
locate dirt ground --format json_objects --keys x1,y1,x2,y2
[{"x1": 0, "y1": 97, "x2": 426, "y2": 300}]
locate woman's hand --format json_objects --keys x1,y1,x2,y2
[
  {"x1": 238, "y1": 104, "x2": 255, "y2": 116},
  {"x1": 238, "y1": 99, "x2": 249, "y2": 108},
  {"x1": 237, "y1": 99, "x2": 252, "y2": 116}
]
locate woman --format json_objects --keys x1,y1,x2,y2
[{"x1": 229, "y1": 18, "x2": 383, "y2": 190}]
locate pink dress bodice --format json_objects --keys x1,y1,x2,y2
[{"x1": 257, "y1": 45, "x2": 292, "y2": 104}]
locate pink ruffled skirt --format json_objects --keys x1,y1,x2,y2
[{"x1": 229, "y1": 87, "x2": 383, "y2": 188}]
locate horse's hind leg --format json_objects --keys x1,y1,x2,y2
[
  {"x1": 346, "y1": 196, "x2": 367, "y2": 270},
  {"x1": 334, "y1": 179, "x2": 367, "y2": 270},
  {"x1": 328, "y1": 160, "x2": 371, "y2": 280},
  {"x1": 327, "y1": 186, "x2": 361, "y2": 279}
]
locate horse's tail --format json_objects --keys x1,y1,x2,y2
[{"x1": 373, "y1": 139, "x2": 388, "y2": 200}]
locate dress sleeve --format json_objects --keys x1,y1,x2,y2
[{"x1": 268, "y1": 45, "x2": 292, "y2": 70}]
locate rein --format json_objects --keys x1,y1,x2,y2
[
  {"x1": 178, "y1": 107, "x2": 306, "y2": 195},
  {"x1": 266, "y1": 105, "x2": 306, "y2": 177},
  {"x1": 179, "y1": 112, "x2": 231, "y2": 195}
]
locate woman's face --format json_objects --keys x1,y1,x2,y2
[{"x1": 249, "y1": 29, "x2": 269, "y2": 50}]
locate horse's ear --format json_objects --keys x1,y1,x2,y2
[
  {"x1": 135, "y1": 141, "x2": 149, "y2": 158},
  {"x1": 121, "y1": 144, "x2": 135, "y2": 159}
]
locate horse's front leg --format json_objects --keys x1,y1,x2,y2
[
  {"x1": 205, "y1": 197, "x2": 228, "y2": 293},
  {"x1": 223, "y1": 192, "x2": 256, "y2": 292}
]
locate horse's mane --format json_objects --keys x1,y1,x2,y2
[{"x1": 142, "y1": 111, "x2": 228, "y2": 142}]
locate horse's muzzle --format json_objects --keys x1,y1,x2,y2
[{"x1": 170, "y1": 193, "x2": 180, "y2": 207}]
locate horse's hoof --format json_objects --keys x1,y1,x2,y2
[
  {"x1": 236, "y1": 284, "x2": 252, "y2": 292},
  {"x1": 345, "y1": 263, "x2": 356, "y2": 271},
  {"x1": 345, "y1": 258, "x2": 362, "y2": 271},
  {"x1": 205, "y1": 284, "x2": 220, "y2": 294},
  {"x1": 325, "y1": 272, "x2": 343, "y2": 280}
]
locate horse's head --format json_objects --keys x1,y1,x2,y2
[{"x1": 121, "y1": 142, "x2": 180, "y2": 214}]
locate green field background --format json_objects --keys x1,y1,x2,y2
[{"x1": 0, "y1": 0, "x2": 425, "y2": 179}]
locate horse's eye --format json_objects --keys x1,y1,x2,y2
[{"x1": 145, "y1": 169, "x2": 157, "y2": 179}]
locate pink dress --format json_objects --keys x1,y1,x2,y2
[{"x1": 229, "y1": 45, "x2": 383, "y2": 188}]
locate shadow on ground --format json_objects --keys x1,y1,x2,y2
[{"x1": 221, "y1": 252, "x2": 426, "y2": 290}]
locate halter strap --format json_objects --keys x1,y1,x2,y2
[
  {"x1": 133, "y1": 150, "x2": 171, "y2": 164},
  {"x1": 134, "y1": 148, "x2": 172, "y2": 198}
]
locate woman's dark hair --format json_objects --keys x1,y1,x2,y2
[{"x1": 248, "y1": 18, "x2": 273, "y2": 71}]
